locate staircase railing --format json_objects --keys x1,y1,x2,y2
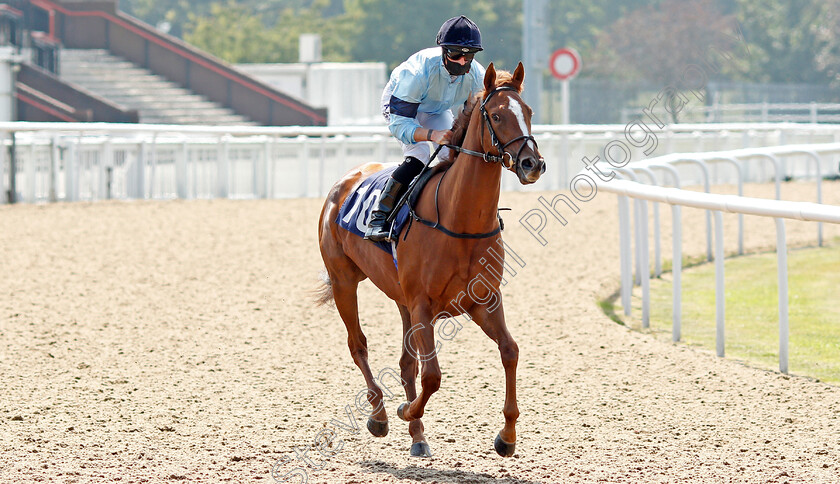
[{"x1": 16, "y1": 62, "x2": 138, "y2": 122}]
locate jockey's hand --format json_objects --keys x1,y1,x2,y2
[{"x1": 430, "y1": 129, "x2": 452, "y2": 145}]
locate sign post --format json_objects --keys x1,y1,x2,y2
[
  {"x1": 522, "y1": 0, "x2": 549, "y2": 124},
  {"x1": 549, "y1": 48, "x2": 581, "y2": 124}
]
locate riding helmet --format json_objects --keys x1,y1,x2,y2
[{"x1": 436, "y1": 15, "x2": 483, "y2": 52}]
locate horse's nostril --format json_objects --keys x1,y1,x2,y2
[{"x1": 521, "y1": 158, "x2": 535, "y2": 170}]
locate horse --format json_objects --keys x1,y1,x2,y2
[{"x1": 316, "y1": 62, "x2": 544, "y2": 458}]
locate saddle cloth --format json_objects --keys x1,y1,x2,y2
[{"x1": 336, "y1": 166, "x2": 413, "y2": 261}]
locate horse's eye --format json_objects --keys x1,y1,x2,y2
[{"x1": 492, "y1": 113, "x2": 501, "y2": 122}]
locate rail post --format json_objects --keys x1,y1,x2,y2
[
  {"x1": 775, "y1": 218, "x2": 789, "y2": 374},
  {"x1": 640, "y1": 200, "x2": 650, "y2": 327},
  {"x1": 49, "y1": 135, "x2": 58, "y2": 202},
  {"x1": 618, "y1": 196, "x2": 632, "y2": 316},
  {"x1": 8, "y1": 131, "x2": 16, "y2": 203},
  {"x1": 671, "y1": 205, "x2": 682, "y2": 342},
  {"x1": 714, "y1": 211, "x2": 725, "y2": 357},
  {"x1": 217, "y1": 135, "x2": 230, "y2": 198},
  {"x1": 176, "y1": 139, "x2": 188, "y2": 199}
]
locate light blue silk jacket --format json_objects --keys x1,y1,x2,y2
[{"x1": 384, "y1": 47, "x2": 486, "y2": 145}]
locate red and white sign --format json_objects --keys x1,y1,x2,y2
[{"x1": 549, "y1": 48, "x2": 581, "y2": 81}]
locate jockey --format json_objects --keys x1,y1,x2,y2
[{"x1": 365, "y1": 15, "x2": 486, "y2": 242}]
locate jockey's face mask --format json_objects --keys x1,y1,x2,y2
[{"x1": 442, "y1": 47, "x2": 476, "y2": 76}]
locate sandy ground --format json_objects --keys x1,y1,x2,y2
[{"x1": 1, "y1": 180, "x2": 840, "y2": 483}]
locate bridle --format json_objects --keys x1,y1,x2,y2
[
  {"x1": 391, "y1": 86, "x2": 544, "y2": 240},
  {"x1": 446, "y1": 86, "x2": 543, "y2": 172}
]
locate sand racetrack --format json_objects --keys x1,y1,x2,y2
[{"x1": 1, "y1": 181, "x2": 839, "y2": 483}]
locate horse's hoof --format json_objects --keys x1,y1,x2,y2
[
  {"x1": 397, "y1": 402, "x2": 410, "y2": 421},
  {"x1": 366, "y1": 417, "x2": 388, "y2": 437},
  {"x1": 494, "y1": 433, "x2": 515, "y2": 457},
  {"x1": 410, "y1": 441, "x2": 432, "y2": 458}
]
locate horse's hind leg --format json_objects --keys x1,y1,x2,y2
[
  {"x1": 397, "y1": 304, "x2": 430, "y2": 457},
  {"x1": 329, "y1": 270, "x2": 390, "y2": 436}
]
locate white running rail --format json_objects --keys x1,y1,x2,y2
[
  {"x1": 2, "y1": 121, "x2": 840, "y2": 203},
  {"x1": 621, "y1": 102, "x2": 840, "y2": 125}
]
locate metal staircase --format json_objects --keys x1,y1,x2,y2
[{"x1": 59, "y1": 49, "x2": 256, "y2": 125}]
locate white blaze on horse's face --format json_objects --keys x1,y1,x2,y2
[{"x1": 505, "y1": 97, "x2": 536, "y2": 150}]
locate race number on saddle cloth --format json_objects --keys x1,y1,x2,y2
[{"x1": 336, "y1": 166, "x2": 412, "y2": 264}]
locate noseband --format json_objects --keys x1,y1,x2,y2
[{"x1": 448, "y1": 86, "x2": 541, "y2": 171}]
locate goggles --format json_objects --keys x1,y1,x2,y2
[{"x1": 444, "y1": 47, "x2": 477, "y2": 62}]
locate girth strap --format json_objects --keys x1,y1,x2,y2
[
  {"x1": 402, "y1": 167, "x2": 503, "y2": 240},
  {"x1": 407, "y1": 210, "x2": 503, "y2": 239}
]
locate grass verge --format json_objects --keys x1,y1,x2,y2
[{"x1": 606, "y1": 245, "x2": 840, "y2": 385}]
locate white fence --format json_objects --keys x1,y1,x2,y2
[
  {"x1": 2, "y1": 121, "x2": 840, "y2": 204},
  {"x1": 621, "y1": 103, "x2": 840, "y2": 124},
  {"x1": 596, "y1": 143, "x2": 840, "y2": 374}
]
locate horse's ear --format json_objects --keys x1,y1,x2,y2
[
  {"x1": 483, "y1": 62, "x2": 497, "y2": 93},
  {"x1": 512, "y1": 62, "x2": 525, "y2": 91}
]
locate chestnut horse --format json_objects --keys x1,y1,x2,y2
[{"x1": 317, "y1": 62, "x2": 544, "y2": 457}]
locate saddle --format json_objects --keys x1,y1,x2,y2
[
  {"x1": 405, "y1": 165, "x2": 445, "y2": 217},
  {"x1": 335, "y1": 164, "x2": 446, "y2": 259}
]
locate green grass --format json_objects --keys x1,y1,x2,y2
[{"x1": 614, "y1": 245, "x2": 840, "y2": 385}]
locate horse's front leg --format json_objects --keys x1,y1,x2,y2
[
  {"x1": 469, "y1": 301, "x2": 519, "y2": 457},
  {"x1": 396, "y1": 303, "x2": 440, "y2": 456},
  {"x1": 397, "y1": 304, "x2": 431, "y2": 457}
]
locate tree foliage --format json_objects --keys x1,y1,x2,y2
[
  {"x1": 591, "y1": 0, "x2": 741, "y2": 85},
  {"x1": 341, "y1": 0, "x2": 523, "y2": 71},
  {"x1": 735, "y1": 0, "x2": 832, "y2": 84},
  {"x1": 816, "y1": 0, "x2": 840, "y2": 88},
  {"x1": 546, "y1": 0, "x2": 654, "y2": 71},
  {"x1": 118, "y1": 0, "x2": 840, "y2": 89},
  {"x1": 182, "y1": 0, "x2": 352, "y2": 63},
  {"x1": 183, "y1": 2, "x2": 275, "y2": 63}
]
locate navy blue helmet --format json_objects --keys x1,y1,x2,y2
[{"x1": 436, "y1": 15, "x2": 482, "y2": 52}]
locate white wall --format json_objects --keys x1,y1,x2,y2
[
  {"x1": 236, "y1": 62, "x2": 387, "y2": 126},
  {"x1": 0, "y1": 46, "x2": 20, "y2": 122}
]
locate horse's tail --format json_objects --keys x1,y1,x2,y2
[{"x1": 313, "y1": 269, "x2": 334, "y2": 307}]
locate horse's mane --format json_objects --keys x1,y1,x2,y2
[{"x1": 437, "y1": 69, "x2": 520, "y2": 170}]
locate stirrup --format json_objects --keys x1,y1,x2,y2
[
  {"x1": 364, "y1": 222, "x2": 391, "y2": 242},
  {"x1": 364, "y1": 208, "x2": 393, "y2": 241}
]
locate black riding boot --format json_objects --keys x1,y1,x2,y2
[
  {"x1": 365, "y1": 156, "x2": 425, "y2": 242},
  {"x1": 364, "y1": 176, "x2": 404, "y2": 242}
]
